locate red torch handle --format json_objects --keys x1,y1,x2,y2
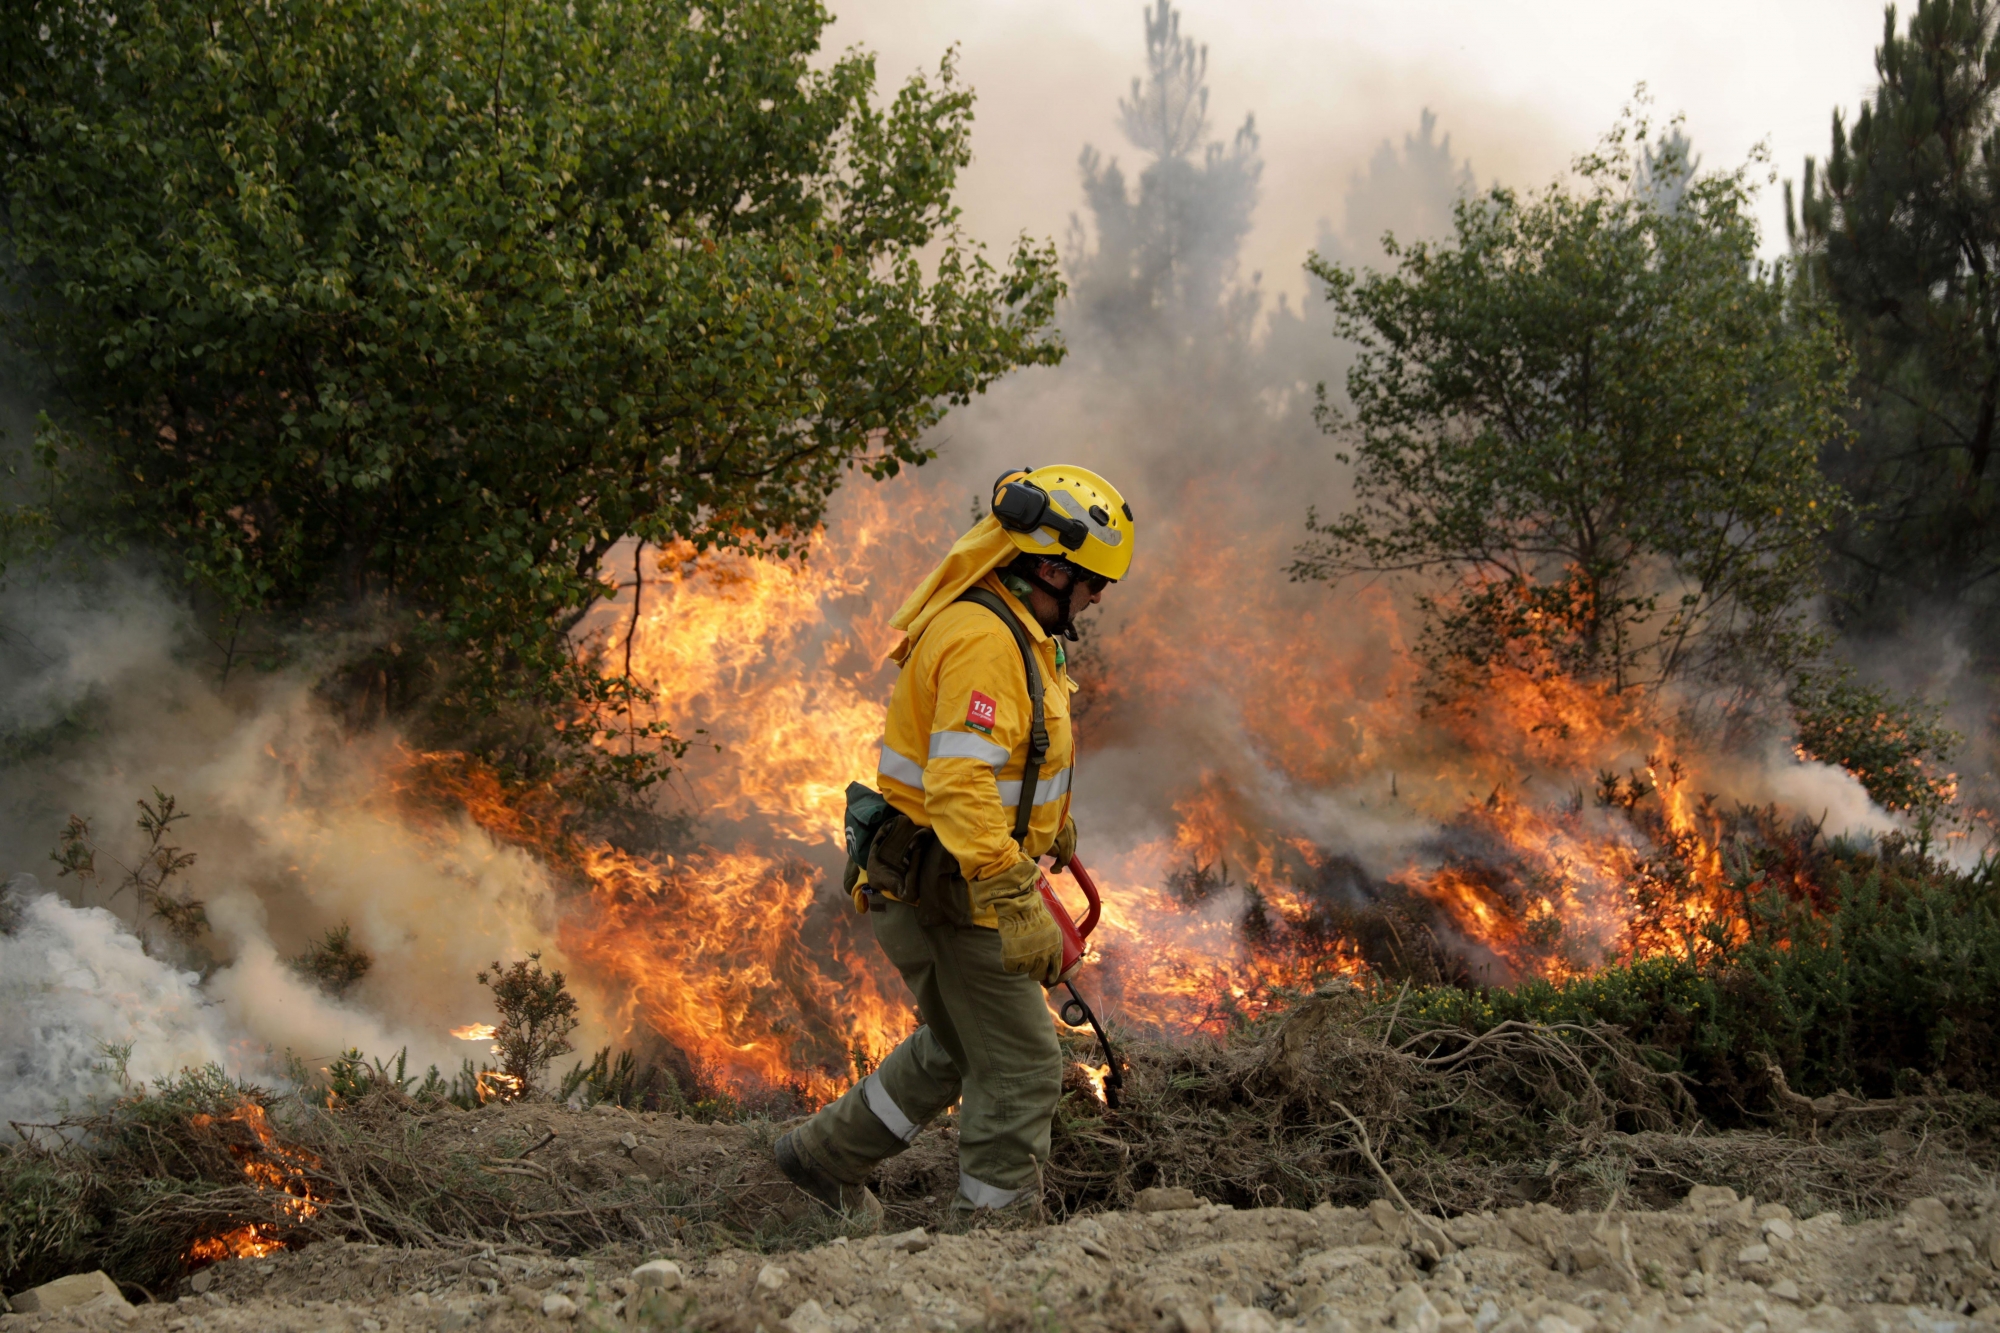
[{"x1": 1066, "y1": 855, "x2": 1103, "y2": 941}]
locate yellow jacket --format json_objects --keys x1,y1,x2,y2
[{"x1": 876, "y1": 518, "x2": 1076, "y2": 925}]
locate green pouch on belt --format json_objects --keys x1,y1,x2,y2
[{"x1": 843, "y1": 781, "x2": 892, "y2": 866}]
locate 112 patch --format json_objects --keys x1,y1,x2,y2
[{"x1": 966, "y1": 690, "x2": 998, "y2": 734}]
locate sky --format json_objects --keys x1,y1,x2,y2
[{"x1": 826, "y1": 0, "x2": 1893, "y2": 301}]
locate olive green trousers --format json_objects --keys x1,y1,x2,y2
[{"x1": 793, "y1": 898, "x2": 1062, "y2": 1206}]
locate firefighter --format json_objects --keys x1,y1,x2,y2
[{"x1": 775, "y1": 465, "x2": 1134, "y2": 1227}]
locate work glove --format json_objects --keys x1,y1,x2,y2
[
  {"x1": 1049, "y1": 816, "x2": 1078, "y2": 871},
  {"x1": 971, "y1": 859, "x2": 1064, "y2": 986}
]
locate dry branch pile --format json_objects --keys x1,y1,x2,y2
[{"x1": 6, "y1": 999, "x2": 1994, "y2": 1298}]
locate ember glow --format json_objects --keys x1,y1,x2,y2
[{"x1": 388, "y1": 475, "x2": 1869, "y2": 1105}]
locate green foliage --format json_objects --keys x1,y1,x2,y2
[
  {"x1": 48, "y1": 791, "x2": 207, "y2": 945},
  {"x1": 1788, "y1": 664, "x2": 1962, "y2": 816},
  {"x1": 1789, "y1": 0, "x2": 2000, "y2": 647},
  {"x1": 288, "y1": 924, "x2": 373, "y2": 999},
  {"x1": 1298, "y1": 108, "x2": 1851, "y2": 701},
  {"x1": 1401, "y1": 838, "x2": 2000, "y2": 1118},
  {"x1": 0, "y1": 0, "x2": 1063, "y2": 792},
  {"x1": 478, "y1": 953, "x2": 580, "y2": 1097},
  {"x1": 559, "y1": 1047, "x2": 687, "y2": 1114}
]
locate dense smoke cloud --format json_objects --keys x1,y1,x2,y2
[{"x1": 0, "y1": 573, "x2": 611, "y2": 1126}]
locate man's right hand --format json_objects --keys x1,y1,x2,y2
[{"x1": 971, "y1": 859, "x2": 1063, "y2": 986}]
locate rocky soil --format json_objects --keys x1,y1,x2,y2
[{"x1": 9, "y1": 1181, "x2": 2000, "y2": 1332}]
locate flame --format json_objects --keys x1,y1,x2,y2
[
  {"x1": 371, "y1": 471, "x2": 1854, "y2": 1104},
  {"x1": 187, "y1": 1225, "x2": 287, "y2": 1262},
  {"x1": 451, "y1": 1023, "x2": 497, "y2": 1041},
  {"x1": 475, "y1": 1070, "x2": 524, "y2": 1104},
  {"x1": 184, "y1": 1099, "x2": 321, "y2": 1265},
  {"x1": 1078, "y1": 1062, "x2": 1110, "y2": 1104}
]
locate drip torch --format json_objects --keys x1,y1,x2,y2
[{"x1": 1034, "y1": 854, "x2": 1124, "y2": 1108}]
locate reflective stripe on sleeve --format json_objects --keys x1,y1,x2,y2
[
  {"x1": 957, "y1": 1171, "x2": 1025, "y2": 1209},
  {"x1": 927, "y1": 730, "x2": 1009, "y2": 769},
  {"x1": 862, "y1": 1073, "x2": 921, "y2": 1144},
  {"x1": 877, "y1": 744, "x2": 926, "y2": 791},
  {"x1": 997, "y1": 766, "x2": 1072, "y2": 806}
]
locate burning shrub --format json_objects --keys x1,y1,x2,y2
[
  {"x1": 1399, "y1": 832, "x2": 2000, "y2": 1118},
  {"x1": 477, "y1": 953, "x2": 580, "y2": 1099},
  {"x1": 288, "y1": 924, "x2": 372, "y2": 999}
]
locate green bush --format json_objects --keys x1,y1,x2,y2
[{"x1": 1399, "y1": 838, "x2": 2000, "y2": 1120}]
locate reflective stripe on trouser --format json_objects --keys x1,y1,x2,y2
[{"x1": 789, "y1": 897, "x2": 1062, "y2": 1199}]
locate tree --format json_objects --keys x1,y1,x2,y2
[
  {"x1": 0, "y1": 0, "x2": 1062, "y2": 792},
  {"x1": 478, "y1": 953, "x2": 580, "y2": 1098},
  {"x1": 1295, "y1": 116, "x2": 1853, "y2": 707},
  {"x1": 1787, "y1": 0, "x2": 2000, "y2": 652},
  {"x1": 1068, "y1": 1, "x2": 1261, "y2": 350}
]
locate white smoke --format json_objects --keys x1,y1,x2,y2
[
  {"x1": 0, "y1": 570, "x2": 609, "y2": 1130},
  {"x1": 0, "y1": 874, "x2": 237, "y2": 1125}
]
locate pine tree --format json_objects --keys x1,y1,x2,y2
[
  {"x1": 1788, "y1": 0, "x2": 2000, "y2": 651},
  {"x1": 1068, "y1": 2, "x2": 1262, "y2": 351}
]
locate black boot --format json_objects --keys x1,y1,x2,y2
[{"x1": 774, "y1": 1130, "x2": 884, "y2": 1230}]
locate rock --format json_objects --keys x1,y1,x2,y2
[
  {"x1": 1736, "y1": 1243, "x2": 1772, "y2": 1265},
  {"x1": 1685, "y1": 1185, "x2": 1738, "y2": 1211},
  {"x1": 630, "y1": 1144, "x2": 666, "y2": 1178},
  {"x1": 1769, "y1": 1277, "x2": 1802, "y2": 1303},
  {"x1": 540, "y1": 1292, "x2": 578, "y2": 1319},
  {"x1": 757, "y1": 1262, "x2": 791, "y2": 1292},
  {"x1": 632, "y1": 1259, "x2": 683, "y2": 1291},
  {"x1": 619, "y1": 1132, "x2": 639, "y2": 1150},
  {"x1": 1390, "y1": 1283, "x2": 1442, "y2": 1333},
  {"x1": 10, "y1": 1270, "x2": 130, "y2": 1314},
  {"x1": 1212, "y1": 1303, "x2": 1281, "y2": 1333},
  {"x1": 190, "y1": 1267, "x2": 216, "y2": 1293},
  {"x1": 1081, "y1": 1238, "x2": 1112, "y2": 1260},
  {"x1": 1762, "y1": 1218, "x2": 1796, "y2": 1242},
  {"x1": 1136, "y1": 1186, "x2": 1203, "y2": 1213},
  {"x1": 880, "y1": 1227, "x2": 933, "y2": 1254},
  {"x1": 782, "y1": 1299, "x2": 837, "y2": 1333},
  {"x1": 1299, "y1": 1308, "x2": 1355, "y2": 1333},
  {"x1": 1906, "y1": 1197, "x2": 1951, "y2": 1229}
]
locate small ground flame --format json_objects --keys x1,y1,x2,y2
[
  {"x1": 183, "y1": 1099, "x2": 322, "y2": 1266},
  {"x1": 1078, "y1": 1063, "x2": 1111, "y2": 1104}
]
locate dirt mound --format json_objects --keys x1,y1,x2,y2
[{"x1": 10, "y1": 1184, "x2": 2000, "y2": 1331}]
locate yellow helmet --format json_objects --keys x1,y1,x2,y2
[{"x1": 989, "y1": 464, "x2": 1134, "y2": 582}]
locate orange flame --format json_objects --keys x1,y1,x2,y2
[
  {"x1": 184, "y1": 1099, "x2": 321, "y2": 1265},
  {"x1": 451, "y1": 1023, "x2": 498, "y2": 1041},
  {"x1": 374, "y1": 474, "x2": 1831, "y2": 1103}
]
